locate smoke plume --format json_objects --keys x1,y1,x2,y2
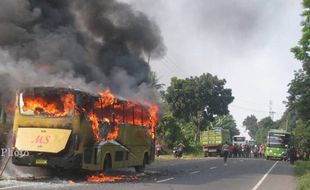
[{"x1": 0, "y1": 0, "x2": 165, "y2": 103}]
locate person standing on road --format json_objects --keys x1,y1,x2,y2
[
  {"x1": 222, "y1": 142, "x2": 230, "y2": 166},
  {"x1": 155, "y1": 140, "x2": 162, "y2": 157},
  {"x1": 289, "y1": 146, "x2": 296, "y2": 165}
]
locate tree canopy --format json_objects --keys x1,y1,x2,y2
[
  {"x1": 290, "y1": 0, "x2": 310, "y2": 122},
  {"x1": 163, "y1": 73, "x2": 234, "y2": 141},
  {"x1": 288, "y1": 0, "x2": 310, "y2": 150},
  {"x1": 242, "y1": 115, "x2": 258, "y2": 138},
  {"x1": 164, "y1": 73, "x2": 234, "y2": 123},
  {"x1": 255, "y1": 117, "x2": 276, "y2": 145},
  {"x1": 210, "y1": 115, "x2": 240, "y2": 140}
]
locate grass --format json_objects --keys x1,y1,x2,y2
[{"x1": 295, "y1": 160, "x2": 310, "y2": 190}]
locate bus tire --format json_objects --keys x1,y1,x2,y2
[
  {"x1": 135, "y1": 153, "x2": 147, "y2": 173},
  {"x1": 103, "y1": 154, "x2": 112, "y2": 173},
  {"x1": 204, "y1": 151, "x2": 208, "y2": 157}
]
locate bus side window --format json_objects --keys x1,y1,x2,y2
[
  {"x1": 113, "y1": 103, "x2": 124, "y2": 123},
  {"x1": 134, "y1": 106, "x2": 143, "y2": 126},
  {"x1": 94, "y1": 98, "x2": 102, "y2": 121},
  {"x1": 99, "y1": 121, "x2": 109, "y2": 140},
  {"x1": 143, "y1": 109, "x2": 150, "y2": 127},
  {"x1": 124, "y1": 103, "x2": 134, "y2": 125}
]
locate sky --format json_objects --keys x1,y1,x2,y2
[{"x1": 123, "y1": 0, "x2": 303, "y2": 137}]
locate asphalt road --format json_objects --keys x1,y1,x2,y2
[{"x1": 0, "y1": 157, "x2": 296, "y2": 190}]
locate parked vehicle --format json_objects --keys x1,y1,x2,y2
[
  {"x1": 232, "y1": 135, "x2": 246, "y2": 146},
  {"x1": 200, "y1": 128, "x2": 231, "y2": 157}
]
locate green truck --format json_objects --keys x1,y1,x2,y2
[{"x1": 200, "y1": 128, "x2": 231, "y2": 157}]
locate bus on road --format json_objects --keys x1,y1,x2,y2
[
  {"x1": 265, "y1": 129, "x2": 291, "y2": 160},
  {"x1": 232, "y1": 135, "x2": 246, "y2": 145},
  {"x1": 12, "y1": 87, "x2": 158, "y2": 172}
]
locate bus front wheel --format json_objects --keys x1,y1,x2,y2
[
  {"x1": 103, "y1": 154, "x2": 112, "y2": 173},
  {"x1": 135, "y1": 154, "x2": 147, "y2": 173}
]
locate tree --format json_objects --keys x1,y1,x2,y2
[
  {"x1": 255, "y1": 117, "x2": 277, "y2": 145},
  {"x1": 276, "y1": 109, "x2": 297, "y2": 132},
  {"x1": 150, "y1": 71, "x2": 165, "y2": 90},
  {"x1": 294, "y1": 119, "x2": 310, "y2": 149},
  {"x1": 164, "y1": 73, "x2": 234, "y2": 142},
  {"x1": 290, "y1": 0, "x2": 310, "y2": 122},
  {"x1": 157, "y1": 113, "x2": 183, "y2": 148},
  {"x1": 210, "y1": 115, "x2": 240, "y2": 140},
  {"x1": 287, "y1": 70, "x2": 310, "y2": 122},
  {"x1": 242, "y1": 115, "x2": 258, "y2": 138},
  {"x1": 290, "y1": 0, "x2": 310, "y2": 72}
]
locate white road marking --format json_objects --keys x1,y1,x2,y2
[
  {"x1": 210, "y1": 167, "x2": 217, "y2": 170},
  {"x1": 190, "y1": 171, "x2": 200, "y2": 174},
  {"x1": 0, "y1": 184, "x2": 35, "y2": 190},
  {"x1": 251, "y1": 161, "x2": 278, "y2": 190},
  {"x1": 157, "y1": 177, "x2": 175, "y2": 183}
]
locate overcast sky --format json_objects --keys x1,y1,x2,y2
[{"x1": 124, "y1": 0, "x2": 303, "y2": 136}]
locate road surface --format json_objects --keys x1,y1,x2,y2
[{"x1": 0, "y1": 157, "x2": 296, "y2": 190}]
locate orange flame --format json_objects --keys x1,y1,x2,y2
[
  {"x1": 148, "y1": 105, "x2": 159, "y2": 139},
  {"x1": 88, "y1": 112, "x2": 100, "y2": 140},
  {"x1": 22, "y1": 93, "x2": 75, "y2": 117},
  {"x1": 87, "y1": 89, "x2": 159, "y2": 142},
  {"x1": 87, "y1": 173, "x2": 124, "y2": 183},
  {"x1": 21, "y1": 88, "x2": 159, "y2": 142}
]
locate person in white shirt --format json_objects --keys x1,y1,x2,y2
[{"x1": 222, "y1": 142, "x2": 230, "y2": 165}]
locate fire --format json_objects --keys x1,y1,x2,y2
[
  {"x1": 20, "y1": 88, "x2": 159, "y2": 142},
  {"x1": 22, "y1": 93, "x2": 75, "y2": 117},
  {"x1": 88, "y1": 90, "x2": 119, "y2": 142},
  {"x1": 88, "y1": 112, "x2": 100, "y2": 140},
  {"x1": 148, "y1": 105, "x2": 159, "y2": 139},
  {"x1": 98, "y1": 90, "x2": 116, "y2": 105},
  {"x1": 87, "y1": 89, "x2": 160, "y2": 142},
  {"x1": 87, "y1": 173, "x2": 124, "y2": 183}
]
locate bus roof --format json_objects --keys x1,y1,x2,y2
[
  {"x1": 268, "y1": 129, "x2": 290, "y2": 134},
  {"x1": 18, "y1": 86, "x2": 151, "y2": 108}
]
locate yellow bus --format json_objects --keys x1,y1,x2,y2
[{"x1": 12, "y1": 87, "x2": 158, "y2": 172}]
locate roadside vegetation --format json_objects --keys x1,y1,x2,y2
[
  {"x1": 242, "y1": 0, "x2": 310, "y2": 152},
  {"x1": 156, "y1": 73, "x2": 239, "y2": 154},
  {"x1": 295, "y1": 161, "x2": 310, "y2": 190},
  {"x1": 240, "y1": 1, "x2": 310, "y2": 188}
]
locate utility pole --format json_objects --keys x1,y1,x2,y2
[{"x1": 269, "y1": 100, "x2": 275, "y2": 120}]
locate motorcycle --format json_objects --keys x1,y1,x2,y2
[
  {"x1": 156, "y1": 147, "x2": 161, "y2": 157},
  {"x1": 173, "y1": 146, "x2": 183, "y2": 158}
]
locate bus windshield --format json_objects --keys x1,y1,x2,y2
[
  {"x1": 267, "y1": 133, "x2": 290, "y2": 148},
  {"x1": 19, "y1": 89, "x2": 75, "y2": 117},
  {"x1": 233, "y1": 137, "x2": 245, "y2": 142}
]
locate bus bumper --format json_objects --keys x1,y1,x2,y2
[{"x1": 12, "y1": 153, "x2": 83, "y2": 169}]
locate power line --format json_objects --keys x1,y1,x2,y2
[
  {"x1": 230, "y1": 104, "x2": 283, "y2": 116},
  {"x1": 230, "y1": 105, "x2": 269, "y2": 114}
]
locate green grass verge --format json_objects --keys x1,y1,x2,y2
[{"x1": 295, "y1": 160, "x2": 310, "y2": 190}]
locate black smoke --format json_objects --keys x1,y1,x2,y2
[{"x1": 0, "y1": 0, "x2": 165, "y2": 102}]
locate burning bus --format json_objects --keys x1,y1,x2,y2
[{"x1": 11, "y1": 87, "x2": 158, "y2": 172}]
